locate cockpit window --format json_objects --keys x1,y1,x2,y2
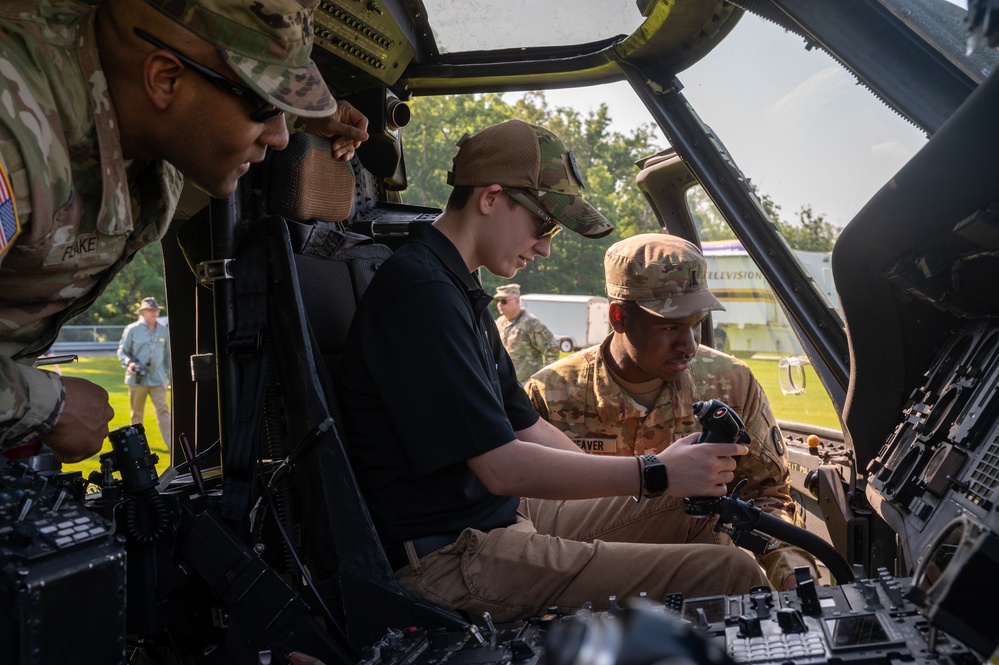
[
  {"x1": 679, "y1": 12, "x2": 930, "y2": 234},
  {"x1": 422, "y1": 0, "x2": 645, "y2": 53}
]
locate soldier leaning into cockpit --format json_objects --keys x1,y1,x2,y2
[
  {"x1": 338, "y1": 118, "x2": 769, "y2": 623},
  {"x1": 0, "y1": 0, "x2": 368, "y2": 463}
]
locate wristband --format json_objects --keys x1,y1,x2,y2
[{"x1": 632, "y1": 455, "x2": 643, "y2": 503}]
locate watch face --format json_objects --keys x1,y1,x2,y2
[{"x1": 645, "y1": 460, "x2": 669, "y2": 493}]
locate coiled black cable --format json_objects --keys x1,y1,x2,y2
[{"x1": 122, "y1": 487, "x2": 172, "y2": 543}]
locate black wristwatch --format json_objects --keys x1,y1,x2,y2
[{"x1": 641, "y1": 454, "x2": 669, "y2": 498}]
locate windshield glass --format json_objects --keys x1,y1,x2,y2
[
  {"x1": 400, "y1": 8, "x2": 980, "y2": 431},
  {"x1": 679, "y1": 17, "x2": 929, "y2": 232},
  {"x1": 674, "y1": 10, "x2": 965, "y2": 429},
  {"x1": 422, "y1": 0, "x2": 645, "y2": 53}
]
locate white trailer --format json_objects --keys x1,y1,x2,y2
[{"x1": 519, "y1": 294, "x2": 611, "y2": 353}]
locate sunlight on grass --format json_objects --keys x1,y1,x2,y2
[
  {"x1": 745, "y1": 356, "x2": 841, "y2": 430},
  {"x1": 56, "y1": 356, "x2": 172, "y2": 479},
  {"x1": 49, "y1": 353, "x2": 839, "y2": 482}
]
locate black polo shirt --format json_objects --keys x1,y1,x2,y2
[{"x1": 339, "y1": 222, "x2": 539, "y2": 547}]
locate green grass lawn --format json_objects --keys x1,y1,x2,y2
[
  {"x1": 57, "y1": 355, "x2": 172, "y2": 479},
  {"x1": 745, "y1": 356, "x2": 841, "y2": 430},
  {"x1": 55, "y1": 353, "x2": 839, "y2": 479}
]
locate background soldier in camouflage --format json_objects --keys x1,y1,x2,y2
[
  {"x1": 0, "y1": 0, "x2": 368, "y2": 462},
  {"x1": 494, "y1": 283, "x2": 561, "y2": 382},
  {"x1": 524, "y1": 233, "x2": 818, "y2": 590}
]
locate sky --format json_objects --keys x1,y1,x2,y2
[{"x1": 510, "y1": 0, "x2": 972, "y2": 228}]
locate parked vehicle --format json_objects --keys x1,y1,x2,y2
[{"x1": 520, "y1": 294, "x2": 610, "y2": 353}]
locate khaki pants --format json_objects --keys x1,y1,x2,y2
[
  {"x1": 128, "y1": 384, "x2": 171, "y2": 446},
  {"x1": 395, "y1": 494, "x2": 768, "y2": 622}
]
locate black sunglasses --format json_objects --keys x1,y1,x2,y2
[
  {"x1": 503, "y1": 188, "x2": 563, "y2": 239},
  {"x1": 134, "y1": 28, "x2": 282, "y2": 123}
]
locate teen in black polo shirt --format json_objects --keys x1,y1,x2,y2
[{"x1": 339, "y1": 119, "x2": 767, "y2": 622}]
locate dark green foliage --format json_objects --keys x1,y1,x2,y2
[
  {"x1": 688, "y1": 184, "x2": 839, "y2": 251},
  {"x1": 70, "y1": 243, "x2": 166, "y2": 324},
  {"x1": 66, "y1": 92, "x2": 836, "y2": 322},
  {"x1": 404, "y1": 92, "x2": 665, "y2": 297},
  {"x1": 776, "y1": 204, "x2": 840, "y2": 252}
]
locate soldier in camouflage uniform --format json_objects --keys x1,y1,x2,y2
[
  {"x1": 340, "y1": 120, "x2": 769, "y2": 623},
  {"x1": 524, "y1": 234, "x2": 818, "y2": 590},
  {"x1": 494, "y1": 283, "x2": 561, "y2": 382},
  {"x1": 0, "y1": 0, "x2": 368, "y2": 462}
]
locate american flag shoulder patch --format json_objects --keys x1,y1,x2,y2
[{"x1": 0, "y1": 154, "x2": 22, "y2": 258}]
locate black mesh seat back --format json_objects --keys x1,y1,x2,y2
[
  {"x1": 264, "y1": 132, "x2": 465, "y2": 645},
  {"x1": 294, "y1": 253, "x2": 357, "y2": 392},
  {"x1": 281, "y1": 230, "x2": 469, "y2": 646},
  {"x1": 288, "y1": 238, "x2": 393, "y2": 567}
]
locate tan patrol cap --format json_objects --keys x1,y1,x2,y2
[
  {"x1": 448, "y1": 120, "x2": 613, "y2": 239},
  {"x1": 604, "y1": 234, "x2": 723, "y2": 319},
  {"x1": 144, "y1": 0, "x2": 337, "y2": 118},
  {"x1": 493, "y1": 284, "x2": 521, "y2": 299},
  {"x1": 136, "y1": 297, "x2": 163, "y2": 313}
]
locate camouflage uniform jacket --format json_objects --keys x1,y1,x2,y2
[
  {"x1": 496, "y1": 309, "x2": 561, "y2": 383},
  {"x1": 524, "y1": 337, "x2": 817, "y2": 587},
  {"x1": 0, "y1": 1, "x2": 183, "y2": 450}
]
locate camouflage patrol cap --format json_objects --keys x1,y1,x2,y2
[
  {"x1": 605, "y1": 234, "x2": 723, "y2": 319},
  {"x1": 494, "y1": 284, "x2": 521, "y2": 299},
  {"x1": 448, "y1": 120, "x2": 613, "y2": 239},
  {"x1": 144, "y1": 0, "x2": 336, "y2": 118}
]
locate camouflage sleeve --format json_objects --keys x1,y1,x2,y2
[
  {"x1": 524, "y1": 377, "x2": 552, "y2": 422},
  {"x1": 736, "y1": 377, "x2": 820, "y2": 586},
  {"x1": 737, "y1": 381, "x2": 796, "y2": 519},
  {"x1": 0, "y1": 130, "x2": 31, "y2": 266},
  {"x1": 0, "y1": 118, "x2": 63, "y2": 449},
  {"x1": 533, "y1": 321, "x2": 561, "y2": 366},
  {"x1": 0, "y1": 356, "x2": 66, "y2": 450}
]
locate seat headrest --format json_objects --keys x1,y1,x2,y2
[{"x1": 268, "y1": 132, "x2": 356, "y2": 223}]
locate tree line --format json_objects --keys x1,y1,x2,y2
[{"x1": 70, "y1": 91, "x2": 839, "y2": 324}]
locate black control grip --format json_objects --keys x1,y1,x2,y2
[
  {"x1": 107, "y1": 424, "x2": 160, "y2": 494},
  {"x1": 684, "y1": 400, "x2": 750, "y2": 518},
  {"x1": 693, "y1": 399, "x2": 749, "y2": 444}
]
